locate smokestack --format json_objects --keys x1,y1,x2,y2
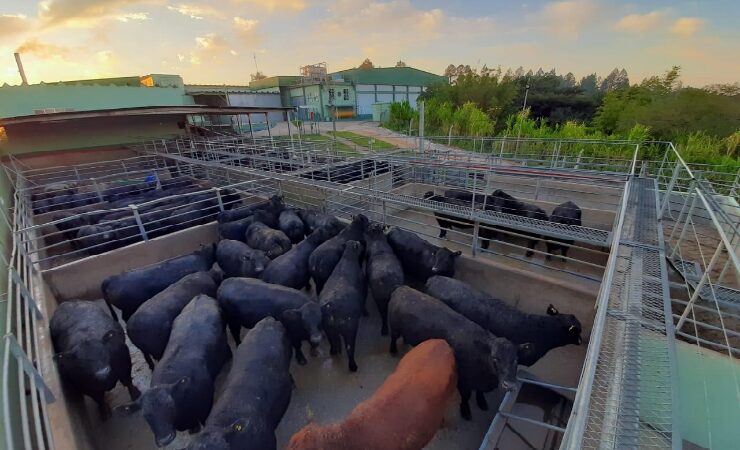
[{"x1": 14, "y1": 53, "x2": 28, "y2": 85}]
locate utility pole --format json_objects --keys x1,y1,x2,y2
[
  {"x1": 253, "y1": 53, "x2": 260, "y2": 78},
  {"x1": 515, "y1": 78, "x2": 530, "y2": 155},
  {"x1": 325, "y1": 70, "x2": 337, "y2": 142}
]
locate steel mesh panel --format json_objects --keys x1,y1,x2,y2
[{"x1": 581, "y1": 178, "x2": 676, "y2": 449}]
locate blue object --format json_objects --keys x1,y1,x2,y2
[{"x1": 145, "y1": 174, "x2": 156, "y2": 183}]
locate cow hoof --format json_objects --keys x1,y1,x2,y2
[
  {"x1": 460, "y1": 406, "x2": 472, "y2": 421},
  {"x1": 349, "y1": 362, "x2": 358, "y2": 372}
]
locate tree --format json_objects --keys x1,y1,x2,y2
[
  {"x1": 562, "y1": 72, "x2": 577, "y2": 88},
  {"x1": 395, "y1": 60, "x2": 407, "y2": 68},
  {"x1": 250, "y1": 71, "x2": 267, "y2": 81},
  {"x1": 359, "y1": 58, "x2": 374, "y2": 69},
  {"x1": 579, "y1": 74, "x2": 599, "y2": 95},
  {"x1": 704, "y1": 82, "x2": 740, "y2": 96}
]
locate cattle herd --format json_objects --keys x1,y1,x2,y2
[
  {"x1": 41, "y1": 177, "x2": 241, "y2": 256},
  {"x1": 426, "y1": 188, "x2": 583, "y2": 260},
  {"x1": 49, "y1": 194, "x2": 585, "y2": 450}
]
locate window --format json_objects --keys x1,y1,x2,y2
[
  {"x1": 328, "y1": 88, "x2": 335, "y2": 101},
  {"x1": 343, "y1": 88, "x2": 349, "y2": 100}
]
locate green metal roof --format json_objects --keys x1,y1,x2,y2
[
  {"x1": 330, "y1": 67, "x2": 447, "y2": 86},
  {"x1": 249, "y1": 76, "x2": 302, "y2": 89}
]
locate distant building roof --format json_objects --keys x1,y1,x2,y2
[
  {"x1": 12, "y1": 74, "x2": 186, "y2": 89},
  {"x1": 186, "y1": 84, "x2": 254, "y2": 94},
  {"x1": 330, "y1": 66, "x2": 447, "y2": 86},
  {"x1": 249, "y1": 76, "x2": 302, "y2": 89},
  {"x1": 0, "y1": 105, "x2": 293, "y2": 127}
]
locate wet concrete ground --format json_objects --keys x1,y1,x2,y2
[{"x1": 85, "y1": 294, "x2": 504, "y2": 450}]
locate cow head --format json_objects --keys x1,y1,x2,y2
[
  {"x1": 487, "y1": 337, "x2": 519, "y2": 391},
  {"x1": 240, "y1": 249, "x2": 269, "y2": 277},
  {"x1": 186, "y1": 419, "x2": 248, "y2": 450},
  {"x1": 366, "y1": 223, "x2": 385, "y2": 241},
  {"x1": 282, "y1": 302, "x2": 323, "y2": 347},
  {"x1": 54, "y1": 331, "x2": 118, "y2": 388},
  {"x1": 546, "y1": 304, "x2": 583, "y2": 345},
  {"x1": 350, "y1": 214, "x2": 370, "y2": 233},
  {"x1": 115, "y1": 376, "x2": 189, "y2": 447},
  {"x1": 431, "y1": 247, "x2": 462, "y2": 276}
]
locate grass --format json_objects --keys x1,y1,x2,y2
[
  {"x1": 327, "y1": 131, "x2": 397, "y2": 151},
  {"x1": 274, "y1": 134, "x2": 359, "y2": 155}
]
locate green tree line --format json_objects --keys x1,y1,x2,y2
[{"x1": 383, "y1": 66, "x2": 739, "y2": 170}]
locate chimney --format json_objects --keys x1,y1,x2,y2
[{"x1": 14, "y1": 53, "x2": 28, "y2": 85}]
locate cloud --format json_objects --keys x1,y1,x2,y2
[
  {"x1": 96, "y1": 49, "x2": 114, "y2": 62},
  {"x1": 116, "y1": 12, "x2": 149, "y2": 22},
  {"x1": 15, "y1": 38, "x2": 72, "y2": 59},
  {"x1": 167, "y1": 4, "x2": 223, "y2": 19},
  {"x1": 233, "y1": 0, "x2": 306, "y2": 14},
  {"x1": 233, "y1": 16, "x2": 259, "y2": 41},
  {"x1": 0, "y1": 14, "x2": 31, "y2": 39},
  {"x1": 188, "y1": 33, "x2": 236, "y2": 65},
  {"x1": 613, "y1": 11, "x2": 661, "y2": 33},
  {"x1": 670, "y1": 17, "x2": 704, "y2": 37},
  {"x1": 536, "y1": 0, "x2": 600, "y2": 40},
  {"x1": 38, "y1": 0, "x2": 157, "y2": 26}
]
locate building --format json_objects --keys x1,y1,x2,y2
[
  {"x1": 250, "y1": 65, "x2": 447, "y2": 121},
  {"x1": 0, "y1": 74, "x2": 290, "y2": 155}
]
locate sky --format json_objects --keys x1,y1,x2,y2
[{"x1": 0, "y1": 0, "x2": 738, "y2": 87}]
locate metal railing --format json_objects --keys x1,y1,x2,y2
[{"x1": 2, "y1": 175, "x2": 55, "y2": 450}]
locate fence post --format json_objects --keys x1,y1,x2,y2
[
  {"x1": 659, "y1": 160, "x2": 681, "y2": 220},
  {"x1": 534, "y1": 179, "x2": 542, "y2": 201},
  {"x1": 213, "y1": 187, "x2": 225, "y2": 212},
  {"x1": 91, "y1": 177, "x2": 104, "y2": 203},
  {"x1": 471, "y1": 221, "x2": 480, "y2": 256},
  {"x1": 5, "y1": 334, "x2": 56, "y2": 403},
  {"x1": 669, "y1": 187, "x2": 698, "y2": 260},
  {"x1": 382, "y1": 200, "x2": 387, "y2": 226},
  {"x1": 129, "y1": 204, "x2": 148, "y2": 241},
  {"x1": 73, "y1": 167, "x2": 81, "y2": 182}
]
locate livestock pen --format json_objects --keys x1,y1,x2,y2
[{"x1": 1, "y1": 135, "x2": 737, "y2": 450}]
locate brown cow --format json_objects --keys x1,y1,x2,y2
[{"x1": 286, "y1": 339, "x2": 456, "y2": 450}]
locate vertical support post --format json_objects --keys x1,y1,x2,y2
[
  {"x1": 277, "y1": 180, "x2": 283, "y2": 197},
  {"x1": 121, "y1": 160, "x2": 128, "y2": 174},
  {"x1": 91, "y1": 178, "x2": 104, "y2": 202},
  {"x1": 499, "y1": 137, "x2": 505, "y2": 160},
  {"x1": 266, "y1": 113, "x2": 274, "y2": 150},
  {"x1": 287, "y1": 110, "x2": 294, "y2": 150},
  {"x1": 676, "y1": 241, "x2": 724, "y2": 332},
  {"x1": 382, "y1": 200, "x2": 387, "y2": 226},
  {"x1": 471, "y1": 221, "x2": 480, "y2": 256},
  {"x1": 534, "y1": 179, "x2": 542, "y2": 201},
  {"x1": 418, "y1": 101, "x2": 425, "y2": 153},
  {"x1": 659, "y1": 161, "x2": 681, "y2": 219},
  {"x1": 574, "y1": 149, "x2": 584, "y2": 170},
  {"x1": 73, "y1": 167, "x2": 81, "y2": 181},
  {"x1": 448, "y1": 125, "x2": 453, "y2": 146},
  {"x1": 213, "y1": 187, "x2": 225, "y2": 212},
  {"x1": 247, "y1": 113, "x2": 255, "y2": 140},
  {"x1": 129, "y1": 204, "x2": 148, "y2": 241}
]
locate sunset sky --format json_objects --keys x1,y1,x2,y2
[{"x1": 1, "y1": 0, "x2": 738, "y2": 87}]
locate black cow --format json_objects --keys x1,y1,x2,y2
[
  {"x1": 245, "y1": 222, "x2": 292, "y2": 259},
  {"x1": 102, "y1": 245, "x2": 215, "y2": 320},
  {"x1": 53, "y1": 212, "x2": 93, "y2": 247},
  {"x1": 115, "y1": 295, "x2": 231, "y2": 448},
  {"x1": 489, "y1": 189, "x2": 549, "y2": 257},
  {"x1": 218, "y1": 195, "x2": 283, "y2": 223},
  {"x1": 219, "y1": 210, "x2": 276, "y2": 241},
  {"x1": 547, "y1": 201, "x2": 582, "y2": 261},
  {"x1": 50, "y1": 301, "x2": 140, "y2": 419},
  {"x1": 297, "y1": 209, "x2": 345, "y2": 237},
  {"x1": 424, "y1": 275, "x2": 583, "y2": 366},
  {"x1": 308, "y1": 214, "x2": 368, "y2": 294},
  {"x1": 319, "y1": 241, "x2": 365, "y2": 372},
  {"x1": 76, "y1": 223, "x2": 118, "y2": 255},
  {"x1": 278, "y1": 209, "x2": 306, "y2": 244},
  {"x1": 387, "y1": 227, "x2": 461, "y2": 281},
  {"x1": 388, "y1": 286, "x2": 523, "y2": 420},
  {"x1": 126, "y1": 271, "x2": 219, "y2": 369},
  {"x1": 261, "y1": 229, "x2": 330, "y2": 290},
  {"x1": 215, "y1": 239, "x2": 270, "y2": 278},
  {"x1": 186, "y1": 318, "x2": 292, "y2": 450},
  {"x1": 365, "y1": 224, "x2": 404, "y2": 335},
  {"x1": 217, "y1": 277, "x2": 322, "y2": 365}
]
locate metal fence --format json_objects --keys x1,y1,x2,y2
[{"x1": 2, "y1": 134, "x2": 736, "y2": 450}]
